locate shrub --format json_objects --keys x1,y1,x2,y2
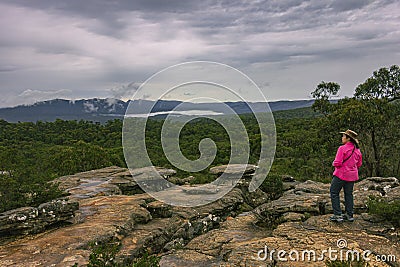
[
  {"x1": 87, "y1": 241, "x2": 121, "y2": 267},
  {"x1": 0, "y1": 173, "x2": 65, "y2": 213},
  {"x1": 367, "y1": 196, "x2": 400, "y2": 227},
  {"x1": 260, "y1": 173, "x2": 283, "y2": 200},
  {"x1": 132, "y1": 252, "x2": 160, "y2": 267}
]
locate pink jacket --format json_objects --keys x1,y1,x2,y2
[{"x1": 332, "y1": 142, "x2": 362, "y2": 181}]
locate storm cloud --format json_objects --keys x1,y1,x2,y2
[{"x1": 0, "y1": 0, "x2": 399, "y2": 107}]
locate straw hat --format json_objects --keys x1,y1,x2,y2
[{"x1": 340, "y1": 129, "x2": 359, "y2": 144}]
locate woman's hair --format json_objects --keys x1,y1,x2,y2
[{"x1": 349, "y1": 137, "x2": 360, "y2": 149}]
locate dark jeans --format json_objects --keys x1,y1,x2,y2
[{"x1": 330, "y1": 175, "x2": 355, "y2": 217}]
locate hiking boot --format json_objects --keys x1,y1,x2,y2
[
  {"x1": 329, "y1": 215, "x2": 344, "y2": 223},
  {"x1": 343, "y1": 214, "x2": 354, "y2": 222}
]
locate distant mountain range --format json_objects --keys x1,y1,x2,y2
[{"x1": 0, "y1": 98, "x2": 316, "y2": 122}]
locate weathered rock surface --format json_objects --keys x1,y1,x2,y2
[
  {"x1": 386, "y1": 185, "x2": 400, "y2": 202},
  {"x1": 160, "y1": 212, "x2": 399, "y2": 267},
  {"x1": 160, "y1": 213, "x2": 271, "y2": 267},
  {"x1": 160, "y1": 176, "x2": 400, "y2": 267},
  {"x1": 53, "y1": 166, "x2": 177, "y2": 200},
  {"x1": 0, "y1": 199, "x2": 78, "y2": 239},
  {"x1": 355, "y1": 177, "x2": 399, "y2": 195},
  {"x1": 116, "y1": 188, "x2": 243, "y2": 265},
  {"x1": 0, "y1": 195, "x2": 152, "y2": 266},
  {"x1": 255, "y1": 177, "x2": 400, "y2": 223},
  {"x1": 167, "y1": 175, "x2": 195, "y2": 185},
  {"x1": 209, "y1": 164, "x2": 257, "y2": 176},
  {"x1": 0, "y1": 166, "x2": 398, "y2": 267},
  {"x1": 235, "y1": 179, "x2": 271, "y2": 208},
  {"x1": 0, "y1": 167, "x2": 244, "y2": 266},
  {"x1": 0, "y1": 190, "x2": 244, "y2": 266}
]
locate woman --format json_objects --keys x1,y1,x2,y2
[{"x1": 330, "y1": 129, "x2": 362, "y2": 222}]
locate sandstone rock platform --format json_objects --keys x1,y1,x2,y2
[{"x1": 0, "y1": 166, "x2": 398, "y2": 266}]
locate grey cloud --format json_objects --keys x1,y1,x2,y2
[
  {"x1": 34, "y1": 45, "x2": 83, "y2": 56},
  {"x1": 329, "y1": 0, "x2": 373, "y2": 11},
  {"x1": 1, "y1": 0, "x2": 390, "y2": 45},
  {"x1": 0, "y1": 0, "x2": 399, "y2": 107},
  {"x1": 142, "y1": 93, "x2": 151, "y2": 100},
  {"x1": 0, "y1": 65, "x2": 19, "y2": 72},
  {"x1": 338, "y1": 27, "x2": 386, "y2": 42},
  {"x1": 18, "y1": 89, "x2": 72, "y2": 97},
  {"x1": 110, "y1": 82, "x2": 141, "y2": 100},
  {"x1": 83, "y1": 101, "x2": 98, "y2": 113},
  {"x1": 1, "y1": 0, "x2": 204, "y2": 30},
  {"x1": 187, "y1": 1, "x2": 324, "y2": 30},
  {"x1": 17, "y1": 89, "x2": 72, "y2": 105},
  {"x1": 1, "y1": 0, "x2": 389, "y2": 35}
]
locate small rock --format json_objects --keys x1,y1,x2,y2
[
  {"x1": 209, "y1": 164, "x2": 257, "y2": 175},
  {"x1": 145, "y1": 201, "x2": 172, "y2": 218},
  {"x1": 281, "y1": 212, "x2": 305, "y2": 222},
  {"x1": 167, "y1": 176, "x2": 195, "y2": 185},
  {"x1": 155, "y1": 167, "x2": 177, "y2": 178},
  {"x1": 294, "y1": 180, "x2": 330, "y2": 194},
  {"x1": 130, "y1": 207, "x2": 152, "y2": 224},
  {"x1": 163, "y1": 238, "x2": 184, "y2": 251},
  {"x1": 281, "y1": 175, "x2": 296, "y2": 182},
  {"x1": 355, "y1": 177, "x2": 399, "y2": 195},
  {"x1": 182, "y1": 185, "x2": 220, "y2": 195},
  {"x1": 360, "y1": 212, "x2": 385, "y2": 223},
  {"x1": 385, "y1": 186, "x2": 400, "y2": 202}
]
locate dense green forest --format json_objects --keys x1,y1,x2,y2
[{"x1": 0, "y1": 65, "x2": 399, "y2": 213}]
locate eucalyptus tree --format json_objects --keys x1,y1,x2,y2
[{"x1": 311, "y1": 65, "x2": 400, "y2": 177}]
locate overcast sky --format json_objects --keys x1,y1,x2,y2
[{"x1": 0, "y1": 0, "x2": 399, "y2": 107}]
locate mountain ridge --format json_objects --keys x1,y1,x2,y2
[{"x1": 0, "y1": 98, "x2": 316, "y2": 122}]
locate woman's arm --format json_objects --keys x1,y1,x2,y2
[
  {"x1": 357, "y1": 152, "x2": 362, "y2": 168},
  {"x1": 332, "y1": 146, "x2": 344, "y2": 167}
]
